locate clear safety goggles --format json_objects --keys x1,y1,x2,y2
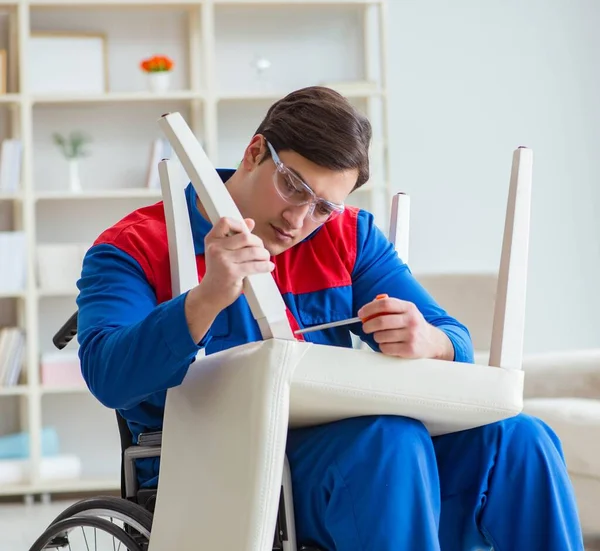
[{"x1": 266, "y1": 140, "x2": 345, "y2": 224}]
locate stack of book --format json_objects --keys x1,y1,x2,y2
[
  {"x1": 0, "y1": 139, "x2": 22, "y2": 193},
  {"x1": 0, "y1": 231, "x2": 26, "y2": 293},
  {"x1": 0, "y1": 327, "x2": 25, "y2": 387}
]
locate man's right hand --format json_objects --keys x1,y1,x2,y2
[
  {"x1": 184, "y1": 217, "x2": 274, "y2": 343},
  {"x1": 201, "y1": 217, "x2": 274, "y2": 310}
]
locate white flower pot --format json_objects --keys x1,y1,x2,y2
[{"x1": 147, "y1": 71, "x2": 171, "y2": 93}]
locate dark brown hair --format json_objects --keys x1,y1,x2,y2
[{"x1": 254, "y1": 86, "x2": 372, "y2": 191}]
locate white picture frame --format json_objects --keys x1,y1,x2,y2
[{"x1": 28, "y1": 32, "x2": 108, "y2": 95}]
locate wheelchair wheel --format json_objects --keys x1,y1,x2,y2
[
  {"x1": 45, "y1": 495, "x2": 152, "y2": 546},
  {"x1": 28, "y1": 516, "x2": 143, "y2": 551},
  {"x1": 47, "y1": 496, "x2": 152, "y2": 536}
]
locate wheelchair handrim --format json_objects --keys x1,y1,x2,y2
[{"x1": 72, "y1": 509, "x2": 151, "y2": 540}]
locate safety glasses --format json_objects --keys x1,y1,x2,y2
[{"x1": 266, "y1": 140, "x2": 345, "y2": 224}]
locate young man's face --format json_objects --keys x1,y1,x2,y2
[{"x1": 234, "y1": 136, "x2": 359, "y2": 256}]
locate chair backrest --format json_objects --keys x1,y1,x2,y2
[{"x1": 388, "y1": 147, "x2": 532, "y2": 370}]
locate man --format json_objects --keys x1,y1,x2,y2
[{"x1": 76, "y1": 86, "x2": 583, "y2": 550}]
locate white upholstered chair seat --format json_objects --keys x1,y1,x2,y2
[{"x1": 289, "y1": 342, "x2": 523, "y2": 434}]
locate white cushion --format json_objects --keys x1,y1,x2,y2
[
  {"x1": 523, "y1": 397, "x2": 600, "y2": 481},
  {"x1": 149, "y1": 339, "x2": 523, "y2": 551},
  {"x1": 414, "y1": 273, "x2": 497, "y2": 352},
  {"x1": 570, "y1": 473, "x2": 600, "y2": 538},
  {"x1": 289, "y1": 343, "x2": 522, "y2": 433}
]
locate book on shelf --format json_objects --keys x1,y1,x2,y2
[
  {"x1": 0, "y1": 139, "x2": 22, "y2": 193},
  {"x1": 0, "y1": 326, "x2": 25, "y2": 387},
  {"x1": 0, "y1": 231, "x2": 26, "y2": 293}
]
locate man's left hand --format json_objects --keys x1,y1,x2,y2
[{"x1": 358, "y1": 296, "x2": 454, "y2": 360}]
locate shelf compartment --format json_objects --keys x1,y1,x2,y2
[
  {"x1": 41, "y1": 392, "x2": 121, "y2": 485},
  {"x1": 32, "y1": 102, "x2": 196, "y2": 198},
  {"x1": 215, "y1": 4, "x2": 367, "y2": 98},
  {"x1": 35, "y1": 197, "x2": 164, "y2": 246},
  {"x1": 29, "y1": 5, "x2": 200, "y2": 94}
]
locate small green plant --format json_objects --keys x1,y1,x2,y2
[{"x1": 52, "y1": 131, "x2": 92, "y2": 159}]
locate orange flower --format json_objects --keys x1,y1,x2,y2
[{"x1": 140, "y1": 55, "x2": 174, "y2": 73}]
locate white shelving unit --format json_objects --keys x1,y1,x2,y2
[{"x1": 0, "y1": 0, "x2": 389, "y2": 499}]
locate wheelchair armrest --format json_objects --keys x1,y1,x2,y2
[
  {"x1": 137, "y1": 430, "x2": 162, "y2": 447},
  {"x1": 123, "y1": 443, "x2": 162, "y2": 499}
]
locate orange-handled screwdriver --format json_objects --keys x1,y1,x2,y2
[{"x1": 294, "y1": 294, "x2": 389, "y2": 335}]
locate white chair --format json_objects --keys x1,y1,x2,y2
[{"x1": 142, "y1": 112, "x2": 533, "y2": 551}]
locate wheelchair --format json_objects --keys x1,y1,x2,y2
[{"x1": 27, "y1": 310, "x2": 320, "y2": 551}]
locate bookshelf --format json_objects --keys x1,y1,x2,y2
[{"x1": 0, "y1": 0, "x2": 389, "y2": 499}]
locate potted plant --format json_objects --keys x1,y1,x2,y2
[
  {"x1": 140, "y1": 54, "x2": 174, "y2": 93},
  {"x1": 52, "y1": 131, "x2": 92, "y2": 193}
]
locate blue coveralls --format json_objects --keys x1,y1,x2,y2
[
  {"x1": 288, "y1": 414, "x2": 583, "y2": 550},
  {"x1": 76, "y1": 178, "x2": 584, "y2": 550}
]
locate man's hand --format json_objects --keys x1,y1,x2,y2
[
  {"x1": 201, "y1": 217, "x2": 274, "y2": 311},
  {"x1": 358, "y1": 296, "x2": 455, "y2": 360},
  {"x1": 184, "y1": 217, "x2": 274, "y2": 343}
]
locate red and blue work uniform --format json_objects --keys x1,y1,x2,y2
[{"x1": 76, "y1": 170, "x2": 583, "y2": 551}]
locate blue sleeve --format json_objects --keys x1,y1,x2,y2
[
  {"x1": 351, "y1": 210, "x2": 474, "y2": 363},
  {"x1": 76, "y1": 243, "x2": 209, "y2": 410}
]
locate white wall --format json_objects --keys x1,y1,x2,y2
[{"x1": 386, "y1": 0, "x2": 600, "y2": 353}]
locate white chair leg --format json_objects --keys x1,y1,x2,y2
[
  {"x1": 158, "y1": 111, "x2": 295, "y2": 341},
  {"x1": 489, "y1": 147, "x2": 533, "y2": 370},
  {"x1": 389, "y1": 191, "x2": 411, "y2": 262},
  {"x1": 159, "y1": 159, "x2": 199, "y2": 297}
]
